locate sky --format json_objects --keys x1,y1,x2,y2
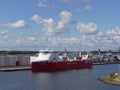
[{"x1": 0, "y1": 0, "x2": 120, "y2": 51}]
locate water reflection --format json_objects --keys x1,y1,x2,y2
[
  {"x1": 31, "y1": 64, "x2": 120, "y2": 90},
  {"x1": 0, "y1": 64, "x2": 120, "y2": 90}
]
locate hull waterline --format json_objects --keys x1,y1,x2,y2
[{"x1": 31, "y1": 60, "x2": 92, "y2": 72}]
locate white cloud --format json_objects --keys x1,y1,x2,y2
[
  {"x1": 57, "y1": 10, "x2": 73, "y2": 29},
  {"x1": 107, "y1": 30, "x2": 117, "y2": 36},
  {"x1": 42, "y1": 18, "x2": 57, "y2": 35},
  {"x1": 84, "y1": 5, "x2": 91, "y2": 10},
  {"x1": 31, "y1": 10, "x2": 73, "y2": 36},
  {"x1": 37, "y1": 0, "x2": 46, "y2": 8},
  {"x1": 10, "y1": 20, "x2": 28, "y2": 28},
  {"x1": 105, "y1": 27, "x2": 120, "y2": 47},
  {"x1": 0, "y1": 31, "x2": 118, "y2": 51},
  {"x1": 0, "y1": 11, "x2": 118, "y2": 50},
  {"x1": 31, "y1": 14, "x2": 56, "y2": 35},
  {"x1": 114, "y1": 36, "x2": 120, "y2": 44},
  {"x1": 63, "y1": 0, "x2": 90, "y2": 3},
  {"x1": 0, "y1": 30, "x2": 9, "y2": 35},
  {"x1": 106, "y1": 27, "x2": 120, "y2": 45},
  {"x1": 0, "y1": 30, "x2": 10, "y2": 40},
  {"x1": 4, "y1": 35, "x2": 9, "y2": 39},
  {"x1": 81, "y1": 35, "x2": 95, "y2": 46},
  {"x1": 14, "y1": 36, "x2": 37, "y2": 47},
  {"x1": 101, "y1": 37, "x2": 112, "y2": 45},
  {"x1": 2, "y1": 20, "x2": 28, "y2": 28},
  {"x1": 76, "y1": 5, "x2": 92, "y2": 12},
  {"x1": 76, "y1": 22, "x2": 98, "y2": 34},
  {"x1": 31, "y1": 14, "x2": 43, "y2": 24},
  {"x1": 28, "y1": 36, "x2": 36, "y2": 41},
  {"x1": 37, "y1": 0, "x2": 55, "y2": 8},
  {"x1": 107, "y1": 27, "x2": 120, "y2": 36},
  {"x1": 97, "y1": 32, "x2": 103, "y2": 37}
]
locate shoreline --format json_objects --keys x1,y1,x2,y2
[
  {"x1": 98, "y1": 72, "x2": 120, "y2": 86},
  {"x1": 98, "y1": 78, "x2": 120, "y2": 86}
]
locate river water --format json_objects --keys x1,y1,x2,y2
[{"x1": 0, "y1": 64, "x2": 120, "y2": 90}]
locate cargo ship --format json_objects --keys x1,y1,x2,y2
[{"x1": 30, "y1": 49, "x2": 93, "y2": 72}]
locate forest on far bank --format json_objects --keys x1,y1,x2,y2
[
  {"x1": 0, "y1": 50, "x2": 38, "y2": 55},
  {"x1": 0, "y1": 50, "x2": 119, "y2": 55}
]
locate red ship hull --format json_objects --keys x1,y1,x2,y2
[{"x1": 31, "y1": 60, "x2": 92, "y2": 72}]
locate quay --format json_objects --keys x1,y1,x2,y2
[
  {"x1": 93, "y1": 61, "x2": 120, "y2": 65},
  {"x1": 0, "y1": 66, "x2": 31, "y2": 72}
]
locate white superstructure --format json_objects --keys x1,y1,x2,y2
[{"x1": 30, "y1": 49, "x2": 69, "y2": 63}]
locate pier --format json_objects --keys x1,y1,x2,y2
[{"x1": 0, "y1": 66, "x2": 31, "y2": 72}]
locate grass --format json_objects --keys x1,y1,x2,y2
[{"x1": 99, "y1": 72, "x2": 120, "y2": 85}]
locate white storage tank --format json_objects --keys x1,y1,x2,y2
[
  {"x1": 9, "y1": 55, "x2": 17, "y2": 66},
  {"x1": 17, "y1": 55, "x2": 23, "y2": 66},
  {"x1": 0, "y1": 56, "x2": 5, "y2": 67},
  {"x1": 4, "y1": 56, "x2": 10, "y2": 66},
  {"x1": 16, "y1": 55, "x2": 30, "y2": 66},
  {"x1": 23, "y1": 55, "x2": 30, "y2": 66}
]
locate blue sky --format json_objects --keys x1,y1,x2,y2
[{"x1": 0, "y1": 0, "x2": 120, "y2": 51}]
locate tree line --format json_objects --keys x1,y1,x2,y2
[{"x1": 0, "y1": 50, "x2": 38, "y2": 55}]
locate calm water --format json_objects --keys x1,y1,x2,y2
[{"x1": 0, "y1": 64, "x2": 120, "y2": 90}]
